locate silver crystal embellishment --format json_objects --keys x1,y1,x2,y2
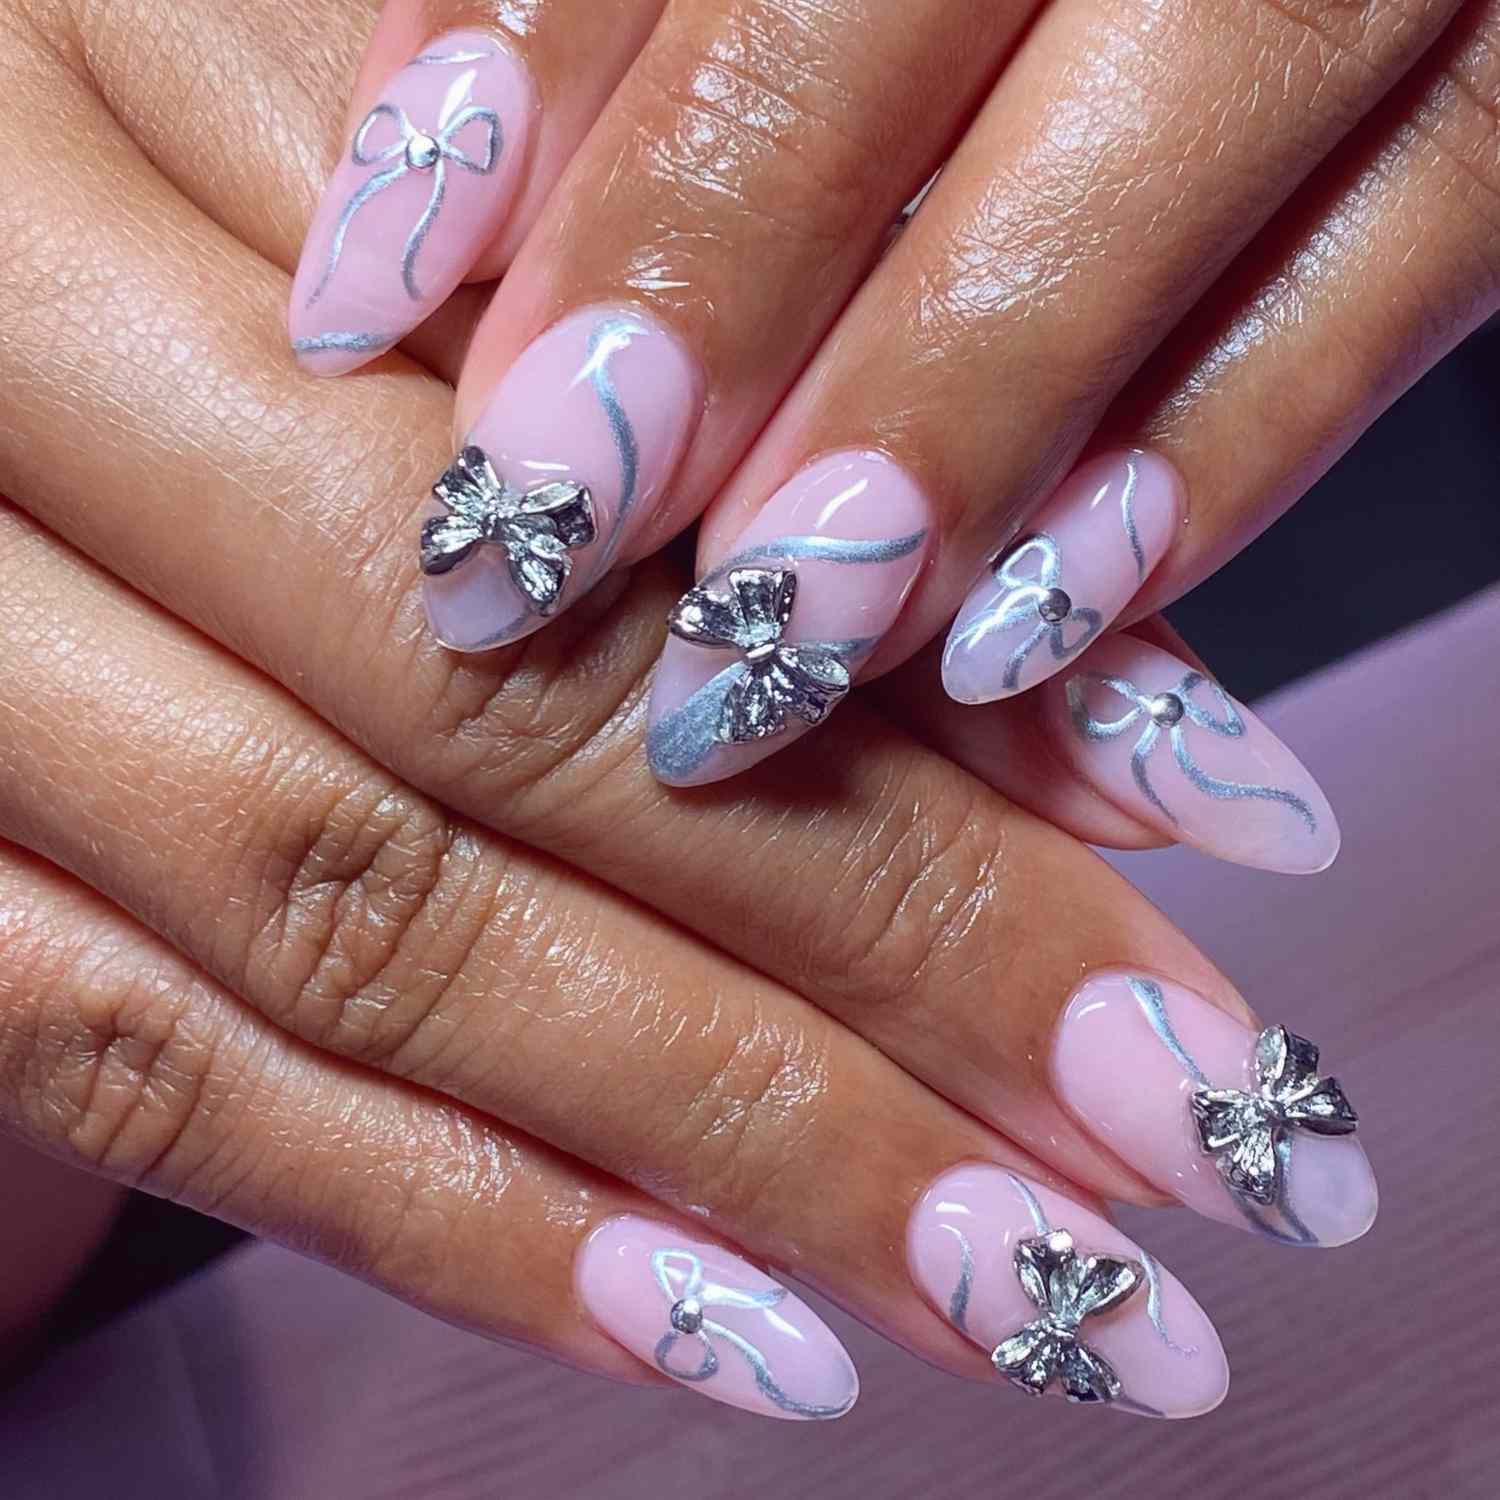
[
  {"x1": 991, "y1": 1229, "x2": 1144, "y2": 1405},
  {"x1": 420, "y1": 446, "x2": 596, "y2": 615},
  {"x1": 1190, "y1": 1024, "x2": 1358, "y2": 1206},
  {"x1": 668, "y1": 567, "x2": 851, "y2": 745}
]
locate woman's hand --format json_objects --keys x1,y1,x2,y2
[
  {"x1": 0, "y1": 0, "x2": 1378, "y2": 1421},
  {"x1": 293, "y1": 0, "x2": 1498, "y2": 828}
]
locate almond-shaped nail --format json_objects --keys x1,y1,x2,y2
[
  {"x1": 575, "y1": 1216, "x2": 859, "y2": 1421},
  {"x1": 647, "y1": 450, "x2": 932, "y2": 786},
  {"x1": 290, "y1": 33, "x2": 536, "y2": 375},
  {"x1": 420, "y1": 307, "x2": 701, "y2": 651},
  {"x1": 908, "y1": 1164, "x2": 1227, "y2": 1418},
  {"x1": 1053, "y1": 973, "x2": 1377, "y2": 1248},
  {"x1": 1045, "y1": 634, "x2": 1340, "y2": 873},
  {"x1": 943, "y1": 450, "x2": 1182, "y2": 704}
]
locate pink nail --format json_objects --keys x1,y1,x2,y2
[
  {"x1": 421, "y1": 307, "x2": 701, "y2": 651},
  {"x1": 290, "y1": 32, "x2": 535, "y2": 376},
  {"x1": 943, "y1": 450, "x2": 1182, "y2": 703},
  {"x1": 1044, "y1": 633, "x2": 1340, "y2": 873},
  {"x1": 574, "y1": 1216, "x2": 859, "y2": 1421},
  {"x1": 647, "y1": 450, "x2": 933, "y2": 786},
  {"x1": 908, "y1": 1163, "x2": 1227, "y2": 1418},
  {"x1": 1052, "y1": 973, "x2": 1377, "y2": 1248}
]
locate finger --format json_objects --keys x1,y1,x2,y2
[
  {"x1": 0, "y1": 31, "x2": 1373, "y2": 1266},
  {"x1": 651, "y1": 0, "x2": 1464, "y2": 783},
  {"x1": 424, "y1": 0, "x2": 1050, "y2": 650}
]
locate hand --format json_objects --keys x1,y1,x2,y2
[
  {"x1": 294, "y1": 0, "x2": 1497, "y2": 844},
  {"x1": 0, "y1": 0, "x2": 1377, "y2": 1422}
]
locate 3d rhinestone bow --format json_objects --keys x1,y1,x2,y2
[
  {"x1": 1190, "y1": 1024, "x2": 1358, "y2": 1206},
  {"x1": 668, "y1": 567, "x2": 851, "y2": 744},
  {"x1": 991, "y1": 1229, "x2": 1144, "y2": 1405},
  {"x1": 420, "y1": 446, "x2": 596, "y2": 615}
]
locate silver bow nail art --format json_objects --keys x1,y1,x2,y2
[
  {"x1": 991, "y1": 1229, "x2": 1145, "y2": 1405},
  {"x1": 420, "y1": 446, "x2": 596, "y2": 615},
  {"x1": 1191, "y1": 1023, "x2": 1359, "y2": 1206},
  {"x1": 311, "y1": 95, "x2": 500, "y2": 306},
  {"x1": 651, "y1": 1250, "x2": 856, "y2": 1419},
  {"x1": 667, "y1": 567, "x2": 851, "y2": 744},
  {"x1": 1068, "y1": 668, "x2": 1319, "y2": 832}
]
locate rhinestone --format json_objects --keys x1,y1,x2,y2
[
  {"x1": 670, "y1": 1297, "x2": 704, "y2": 1335},
  {"x1": 405, "y1": 133, "x2": 441, "y2": 170},
  {"x1": 1148, "y1": 692, "x2": 1185, "y2": 727},
  {"x1": 1038, "y1": 587, "x2": 1072, "y2": 624}
]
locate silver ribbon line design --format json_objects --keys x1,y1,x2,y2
[
  {"x1": 701, "y1": 528, "x2": 929, "y2": 590},
  {"x1": 1067, "y1": 669, "x2": 1318, "y2": 833},
  {"x1": 650, "y1": 1250, "x2": 855, "y2": 1419},
  {"x1": 585, "y1": 316, "x2": 644, "y2": 574},
  {"x1": 310, "y1": 94, "x2": 500, "y2": 306},
  {"x1": 292, "y1": 331, "x2": 395, "y2": 357},
  {"x1": 1126, "y1": 977, "x2": 1319, "y2": 1246},
  {"x1": 952, "y1": 532, "x2": 1102, "y2": 691},
  {"x1": 1120, "y1": 454, "x2": 1145, "y2": 579}
]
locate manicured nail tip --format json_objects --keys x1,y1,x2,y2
[
  {"x1": 575, "y1": 1216, "x2": 859, "y2": 1421},
  {"x1": 942, "y1": 450, "x2": 1182, "y2": 705},
  {"x1": 289, "y1": 32, "x2": 535, "y2": 376},
  {"x1": 1052, "y1": 973, "x2": 1377, "y2": 1249},
  {"x1": 646, "y1": 450, "x2": 933, "y2": 786},
  {"x1": 1046, "y1": 634, "x2": 1340, "y2": 873},
  {"x1": 908, "y1": 1164, "x2": 1227, "y2": 1418},
  {"x1": 419, "y1": 307, "x2": 700, "y2": 649}
]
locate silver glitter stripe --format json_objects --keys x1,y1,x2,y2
[
  {"x1": 705, "y1": 1319, "x2": 857, "y2": 1420},
  {"x1": 1120, "y1": 455, "x2": 1145, "y2": 579},
  {"x1": 1130, "y1": 725, "x2": 1174, "y2": 823},
  {"x1": 1171, "y1": 732, "x2": 1318, "y2": 832},
  {"x1": 1270, "y1": 1136, "x2": 1319, "y2": 1246},
  {"x1": 1114, "y1": 1395, "x2": 1168, "y2": 1419},
  {"x1": 587, "y1": 317, "x2": 644, "y2": 573},
  {"x1": 401, "y1": 158, "x2": 447, "y2": 300},
  {"x1": 1006, "y1": 1173, "x2": 1051, "y2": 1235},
  {"x1": 292, "y1": 331, "x2": 393, "y2": 355},
  {"x1": 940, "y1": 1224, "x2": 975, "y2": 1333},
  {"x1": 1127, "y1": 976, "x2": 1208, "y2": 1086},
  {"x1": 1141, "y1": 1253, "x2": 1199, "y2": 1356},
  {"x1": 645, "y1": 663, "x2": 749, "y2": 780},
  {"x1": 704, "y1": 528, "x2": 928, "y2": 588},
  {"x1": 309, "y1": 160, "x2": 408, "y2": 305}
]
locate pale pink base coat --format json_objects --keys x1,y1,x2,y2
[
  {"x1": 908, "y1": 1164, "x2": 1227, "y2": 1418},
  {"x1": 423, "y1": 306, "x2": 700, "y2": 651},
  {"x1": 290, "y1": 33, "x2": 535, "y2": 376},
  {"x1": 1045, "y1": 634, "x2": 1341, "y2": 873},
  {"x1": 1053, "y1": 973, "x2": 1377, "y2": 1247},
  {"x1": 646, "y1": 450, "x2": 932, "y2": 786},
  {"x1": 943, "y1": 450, "x2": 1182, "y2": 704},
  {"x1": 574, "y1": 1216, "x2": 859, "y2": 1421}
]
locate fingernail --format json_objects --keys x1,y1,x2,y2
[
  {"x1": 1045, "y1": 634, "x2": 1340, "y2": 873},
  {"x1": 647, "y1": 450, "x2": 932, "y2": 786},
  {"x1": 943, "y1": 450, "x2": 1182, "y2": 703},
  {"x1": 908, "y1": 1163, "x2": 1227, "y2": 1417},
  {"x1": 290, "y1": 32, "x2": 536, "y2": 375},
  {"x1": 420, "y1": 307, "x2": 700, "y2": 651},
  {"x1": 1053, "y1": 972, "x2": 1377, "y2": 1248},
  {"x1": 575, "y1": 1215, "x2": 859, "y2": 1421}
]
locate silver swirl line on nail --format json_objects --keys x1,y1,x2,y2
[
  {"x1": 1067, "y1": 669, "x2": 1317, "y2": 832},
  {"x1": 703, "y1": 528, "x2": 928, "y2": 588},
  {"x1": 649, "y1": 1249, "x2": 855, "y2": 1419},
  {"x1": 940, "y1": 1224, "x2": 976, "y2": 1333},
  {"x1": 292, "y1": 331, "x2": 394, "y2": 356},
  {"x1": 1127, "y1": 976, "x2": 1209, "y2": 1087},
  {"x1": 1120, "y1": 455, "x2": 1145, "y2": 579},
  {"x1": 1007, "y1": 1173, "x2": 1050, "y2": 1235},
  {"x1": 310, "y1": 99, "x2": 500, "y2": 307},
  {"x1": 646, "y1": 662, "x2": 751, "y2": 780},
  {"x1": 585, "y1": 316, "x2": 645, "y2": 573},
  {"x1": 1141, "y1": 1253, "x2": 1199, "y2": 1357}
]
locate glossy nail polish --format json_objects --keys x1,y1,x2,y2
[
  {"x1": 290, "y1": 32, "x2": 536, "y2": 375},
  {"x1": 575, "y1": 1216, "x2": 859, "y2": 1420},
  {"x1": 908, "y1": 1163, "x2": 1227, "y2": 1417},
  {"x1": 943, "y1": 450, "x2": 1182, "y2": 703},
  {"x1": 646, "y1": 450, "x2": 933, "y2": 786},
  {"x1": 421, "y1": 307, "x2": 700, "y2": 651},
  {"x1": 1053, "y1": 972, "x2": 1377, "y2": 1248},
  {"x1": 1045, "y1": 634, "x2": 1340, "y2": 873}
]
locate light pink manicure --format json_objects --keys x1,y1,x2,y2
[
  {"x1": 646, "y1": 450, "x2": 933, "y2": 786},
  {"x1": 1053, "y1": 973, "x2": 1377, "y2": 1248},
  {"x1": 574, "y1": 1216, "x2": 859, "y2": 1421},
  {"x1": 908, "y1": 1164, "x2": 1227, "y2": 1418},
  {"x1": 943, "y1": 450, "x2": 1182, "y2": 704},
  {"x1": 290, "y1": 33, "x2": 535, "y2": 376},
  {"x1": 1044, "y1": 634, "x2": 1340, "y2": 873},
  {"x1": 421, "y1": 307, "x2": 701, "y2": 651}
]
